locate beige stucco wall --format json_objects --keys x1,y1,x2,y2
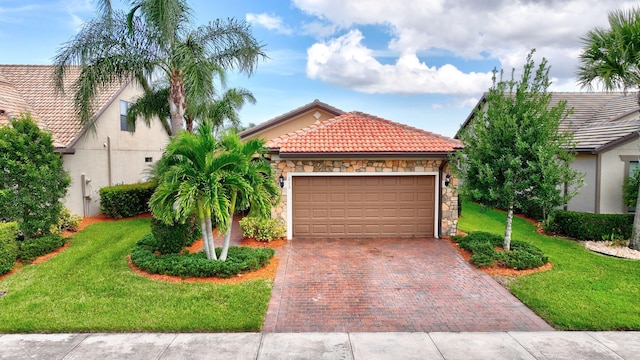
[
  {"x1": 62, "y1": 83, "x2": 169, "y2": 216},
  {"x1": 271, "y1": 157, "x2": 458, "y2": 239},
  {"x1": 599, "y1": 138, "x2": 640, "y2": 214},
  {"x1": 565, "y1": 154, "x2": 597, "y2": 213},
  {"x1": 244, "y1": 108, "x2": 338, "y2": 142}
]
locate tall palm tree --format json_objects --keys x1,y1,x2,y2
[
  {"x1": 126, "y1": 86, "x2": 255, "y2": 135},
  {"x1": 577, "y1": 7, "x2": 640, "y2": 250},
  {"x1": 150, "y1": 121, "x2": 249, "y2": 260},
  {"x1": 54, "y1": 0, "x2": 264, "y2": 136},
  {"x1": 217, "y1": 132, "x2": 279, "y2": 260}
]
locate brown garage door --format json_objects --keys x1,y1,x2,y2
[{"x1": 292, "y1": 175, "x2": 435, "y2": 238}]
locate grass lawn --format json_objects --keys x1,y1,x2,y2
[
  {"x1": 459, "y1": 199, "x2": 640, "y2": 330},
  {"x1": 0, "y1": 218, "x2": 272, "y2": 333}
]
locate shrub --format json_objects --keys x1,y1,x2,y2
[
  {"x1": 99, "y1": 182, "x2": 156, "y2": 218},
  {"x1": 0, "y1": 222, "x2": 19, "y2": 275},
  {"x1": 552, "y1": 210, "x2": 633, "y2": 240},
  {"x1": 131, "y1": 233, "x2": 275, "y2": 278},
  {"x1": 49, "y1": 208, "x2": 81, "y2": 234},
  {"x1": 452, "y1": 231, "x2": 547, "y2": 270},
  {"x1": 150, "y1": 216, "x2": 200, "y2": 254},
  {"x1": 18, "y1": 234, "x2": 66, "y2": 263},
  {"x1": 0, "y1": 114, "x2": 71, "y2": 238},
  {"x1": 239, "y1": 217, "x2": 285, "y2": 242},
  {"x1": 623, "y1": 167, "x2": 640, "y2": 208}
]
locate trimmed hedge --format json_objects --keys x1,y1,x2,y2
[
  {"x1": 452, "y1": 231, "x2": 548, "y2": 270},
  {"x1": 551, "y1": 210, "x2": 633, "y2": 241},
  {"x1": 131, "y1": 233, "x2": 275, "y2": 278},
  {"x1": 0, "y1": 222, "x2": 19, "y2": 275},
  {"x1": 150, "y1": 216, "x2": 200, "y2": 254},
  {"x1": 18, "y1": 234, "x2": 66, "y2": 264},
  {"x1": 99, "y1": 182, "x2": 156, "y2": 218}
]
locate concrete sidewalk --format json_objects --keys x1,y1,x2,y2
[{"x1": 1, "y1": 332, "x2": 639, "y2": 359}]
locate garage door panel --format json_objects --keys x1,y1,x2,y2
[{"x1": 293, "y1": 175, "x2": 435, "y2": 238}]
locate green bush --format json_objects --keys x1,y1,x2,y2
[
  {"x1": 623, "y1": 167, "x2": 640, "y2": 208},
  {"x1": 131, "y1": 233, "x2": 275, "y2": 278},
  {"x1": 0, "y1": 114, "x2": 71, "y2": 238},
  {"x1": 452, "y1": 231, "x2": 548, "y2": 270},
  {"x1": 0, "y1": 222, "x2": 19, "y2": 275},
  {"x1": 18, "y1": 234, "x2": 66, "y2": 263},
  {"x1": 99, "y1": 182, "x2": 156, "y2": 218},
  {"x1": 552, "y1": 210, "x2": 633, "y2": 240},
  {"x1": 239, "y1": 217, "x2": 285, "y2": 242},
  {"x1": 49, "y1": 208, "x2": 81, "y2": 234},
  {"x1": 150, "y1": 216, "x2": 200, "y2": 254}
]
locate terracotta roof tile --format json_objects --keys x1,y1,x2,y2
[
  {"x1": 0, "y1": 65, "x2": 125, "y2": 148},
  {"x1": 267, "y1": 111, "x2": 461, "y2": 154}
]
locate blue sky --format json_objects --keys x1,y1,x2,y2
[{"x1": 0, "y1": 0, "x2": 634, "y2": 137}]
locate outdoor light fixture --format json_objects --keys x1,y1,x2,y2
[
  {"x1": 444, "y1": 173, "x2": 451, "y2": 187},
  {"x1": 279, "y1": 175, "x2": 285, "y2": 188}
]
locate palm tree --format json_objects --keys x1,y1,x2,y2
[
  {"x1": 149, "y1": 121, "x2": 249, "y2": 260},
  {"x1": 577, "y1": 7, "x2": 640, "y2": 250},
  {"x1": 54, "y1": 0, "x2": 264, "y2": 136},
  {"x1": 126, "y1": 86, "x2": 256, "y2": 135},
  {"x1": 217, "y1": 132, "x2": 279, "y2": 260}
]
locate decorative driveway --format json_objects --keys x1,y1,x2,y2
[{"x1": 262, "y1": 238, "x2": 553, "y2": 332}]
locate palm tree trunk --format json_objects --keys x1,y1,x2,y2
[
  {"x1": 219, "y1": 192, "x2": 237, "y2": 261},
  {"x1": 504, "y1": 203, "x2": 514, "y2": 251},
  {"x1": 630, "y1": 182, "x2": 640, "y2": 250},
  {"x1": 197, "y1": 202, "x2": 213, "y2": 259},
  {"x1": 205, "y1": 215, "x2": 217, "y2": 260},
  {"x1": 168, "y1": 69, "x2": 187, "y2": 135}
]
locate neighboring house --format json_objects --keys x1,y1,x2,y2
[
  {"x1": 240, "y1": 99, "x2": 344, "y2": 141},
  {"x1": 459, "y1": 92, "x2": 640, "y2": 214},
  {"x1": 242, "y1": 102, "x2": 462, "y2": 239},
  {"x1": 0, "y1": 65, "x2": 169, "y2": 217}
]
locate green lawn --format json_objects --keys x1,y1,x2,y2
[
  {"x1": 459, "y1": 200, "x2": 640, "y2": 330},
  {"x1": 0, "y1": 218, "x2": 272, "y2": 333}
]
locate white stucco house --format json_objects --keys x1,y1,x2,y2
[
  {"x1": 0, "y1": 65, "x2": 169, "y2": 217},
  {"x1": 459, "y1": 92, "x2": 640, "y2": 214}
]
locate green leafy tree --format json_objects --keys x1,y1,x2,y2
[
  {"x1": 54, "y1": 0, "x2": 265, "y2": 136},
  {"x1": 577, "y1": 7, "x2": 640, "y2": 250},
  {"x1": 0, "y1": 114, "x2": 71, "y2": 238},
  {"x1": 455, "y1": 50, "x2": 582, "y2": 251}
]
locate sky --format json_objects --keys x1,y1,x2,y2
[{"x1": 0, "y1": 0, "x2": 637, "y2": 137}]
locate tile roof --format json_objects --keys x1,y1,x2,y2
[
  {"x1": 266, "y1": 111, "x2": 462, "y2": 155},
  {"x1": 239, "y1": 99, "x2": 344, "y2": 138},
  {"x1": 0, "y1": 65, "x2": 125, "y2": 148},
  {"x1": 460, "y1": 92, "x2": 640, "y2": 153}
]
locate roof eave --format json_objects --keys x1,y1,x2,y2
[
  {"x1": 270, "y1": 150, "x2": 455, "y2": 159},
  {"x1": 594, "y1": 132, "x2": 640, "y2": 153},
  {"x1": 54, "y1": 147, "x2": 76, "y2": 154}
]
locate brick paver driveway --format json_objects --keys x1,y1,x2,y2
[{"x1": 262, "y1": 237, "x2": 553, "y2": 332}]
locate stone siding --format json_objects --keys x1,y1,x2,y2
[{"x1": 272, "y1": 158, "x2": 459, "y2": 237}]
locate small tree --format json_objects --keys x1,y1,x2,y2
[
  {"x1": 0, "y1": 114, "x2": 71, "y2": 238},
  {"x1": 454, "y1": 50, "x2": 582, "y2": 251}
]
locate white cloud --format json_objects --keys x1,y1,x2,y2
[
  {"x1": 295, "y1": 0, "x2": 636, "y2": 94},
  {"x1": 246, "y1": 13, "x2": 293, "y2": 35},
  {"x1": 307, "y1": 30, "x2": 493, "y2": 95},
  {"x1": 0, "y1": 5, "x2": 36, "y2": 23}
]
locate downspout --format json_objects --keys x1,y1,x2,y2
[
  {"x1": 107, "y1": 136, "x2": 113, "y2": 186},
  {"x1": 595, "y1": 152, "x2": 602, "y2": 214},
  {"x1": 438, "y1": 159, "x2": 449, "y2": 238}
]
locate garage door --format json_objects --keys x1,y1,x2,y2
[{"x1": 292, "y1": 175, "x2": 435, "y2": 238}]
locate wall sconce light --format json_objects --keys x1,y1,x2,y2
[
  {"x1": 278, "y1": 175, "x2": 285, "y2": 188},
  {"x1": 444, "y1": 173, "x2": 451, "y2": 187}
]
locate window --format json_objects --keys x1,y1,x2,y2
[
  {"x1": 621, "y1": 156, "x2": 640, "y2": 212},
  {"x1": 120, "y1": 100, "x2": 133, "y2": 132},
  {"x1": 145, "y1": 157, "x2": 153, "y2": 163}
]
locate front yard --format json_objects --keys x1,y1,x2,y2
[
  {"x1": 0, "y1": 217, "x2": 271, "y2": 333},
  {"x1": 459, "y1": 200, "x2": 640, "y2": 330}
]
